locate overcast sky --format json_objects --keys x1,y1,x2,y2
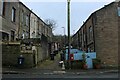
[{"x1": 20, "y1": 0, "x2": 115, "y2": 35}]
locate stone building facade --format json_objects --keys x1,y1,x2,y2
[
  {"x1": 30, "y1": 12, "x2": 40, "y2": 38},
  {"x1": 1, "y1": 0, "x2": 53, "y2": 67},
  {"x1": 18, "y1": 2, "x2": 31, "y2": 39},
  {"x1": 94, "y1": 2, "x2": 118, "y2": 66},
  {"x1": 72, "y1": 2, "x2": 119, "y2": 67},
  {"x1": 0, "y1": 0, "x2": 19, "y2": 41},
  {"x1": 0, "y1": 0, "x2": 53, "y2": 41}
]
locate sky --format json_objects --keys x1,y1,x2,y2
[{"x1": 20, "y1": 0, "x2": 115, "y2": 35}]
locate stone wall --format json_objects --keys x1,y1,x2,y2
[
  {"x1": 2, "y1": 41, "x2": 51, "y2": 68},
  {"x1": 2, "y1": 44, "x2": 35, "y2": 68},
  {"x1": 2, "y1": 53, "x2": 34, "y2": 68}
]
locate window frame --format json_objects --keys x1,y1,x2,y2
[
  {"x1": 0, "y1": 0, "x2": 3, "y2": 15},
  {"x1": 11, "y1": 7, "x2": 16, "y2": 22},
  {"x1": 21, "y1": 10, "x2": 24, "y2": 23},
  {"x1": 89, "y1": 26, "x2": 93, "y2": 41},
  {"x1": 26, "y1": 15, "x2": 29, "y2": 26},
  {"x1": 1, "y1": 0, "x2": 5, "y2": 16}
]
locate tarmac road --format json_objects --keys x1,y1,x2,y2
[{"x1": 1, "y1": 69, "x2": 119, "y2": 79}]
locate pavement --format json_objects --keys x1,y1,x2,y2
[
  {"x1": 2, "y1": 53, "x2": 119, "y2": 75},
  {"x1": 2, "y1": 67, "x2": 118, "y2": 75}
]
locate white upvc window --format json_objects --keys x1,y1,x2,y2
[{"x1": 12, "y1": 7, "x2": 16, "y2": 22}]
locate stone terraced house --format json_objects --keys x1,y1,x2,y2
[{"x1": 72, "y1": 1, "x2": 120, "y2": 67}]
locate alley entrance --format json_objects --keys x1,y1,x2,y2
[{"x1": 36, "y1": 53, "x2": 62, "y2": 70}]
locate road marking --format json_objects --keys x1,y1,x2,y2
[
  {"x1": 53, "y1": 71, "x2": 66, "y2": 74},
  {"x1": 43, "y1": 73, "x2": 53, "y2": 75}
]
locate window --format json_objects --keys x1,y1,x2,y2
[
  {"x1": 2, "y1": 1, "x2": 5, "y2": 16},
  {"x1": 37, "y1": 21, "x2": 39, "y2": 31},
  {"x1": 21, "y1": 10, "x2": 24, "y2": 22},
  {"x1": 11, "y1": 30, "x2": 15, "y2": 41},
  {"x1": 80, "y1": 33, "x2": 82, "y2": 43},
  {"x1": 84, "y1": 34, "x2": 85, "y2": 42},
  {"x1": 12, "y1": 7, "x2": 16, "y2": 22},
  {"x1": 0, "y1": 0, "x2": 3, "y2": 15},
  {"x1": 26, "y1": 15, "x2": 29, "y2": 26},
  {"x1": 0, "y1": 0, "x2": 5, "y2": 16},
  {"x1": 89, "y1": 26, "x2": 93, "y2": 41},
  {"x1": 0, "y1": 31, "x2": 9, "y2": 41},
  {"x1": 118, "y1": 7, "x2": 120, "y2": 16}
]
